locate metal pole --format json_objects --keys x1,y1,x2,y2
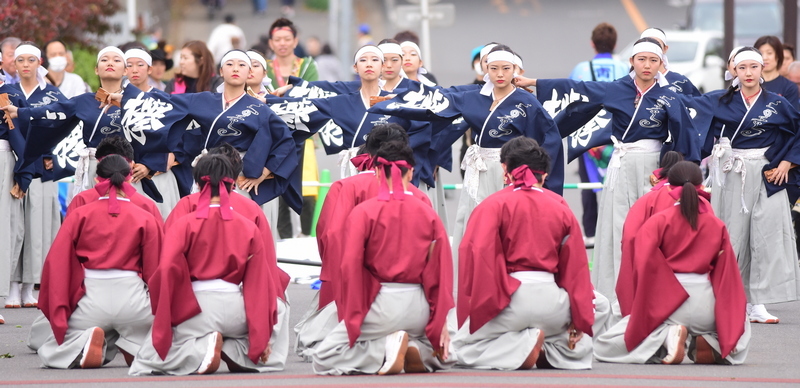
[
  {"x1": 723, "y1": 0, "x2": 734, "y2": 65},
  {"x1": 127, "y1": 0, "x2": 137, "y2": 35},
  {"x1": 784, "y1": 0, "x2": 798, "y2": 49},
  {"x1": 338, "y1": 0, "x2": 353, "y2": 76},
  {"x1": 328, "y1": 0, "x2": 339, "y2": 55},
  {"x1": 420, "y1": 0, "x2": 432, "y2": 70}
]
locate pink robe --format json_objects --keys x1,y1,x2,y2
[
  {"x1": 149, "y1": 207, "x2": 278, "y2": 363},
  {"x1": 458, "y1": 187, "x2": 594, "y2": 337},
  {"x1": 167, "y1": 191, "x2": 290, "y2": 299},
  {"x1": 316, "y1": 171, "x2": 432, "y2": 309},
  {"x1": 617, "y1": 185, "x2": 712, "y2": 316},
  {"x1": 338, "y1": 193, "x2": 452, "y2": 351},
  {"x1": 624, "y1": 204, "x2": 746, "y2": 358},
  {"x1": 67, "y1": 188, "x2": 164, "y2": 229},
  {"x1": 38, "y1": 199, "x2": 162, "y2": 344}
]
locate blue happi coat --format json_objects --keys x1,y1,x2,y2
[
  {"x1": 267, "y1": 90, "x2": 437, "y2": 187},
  {"x1": 370, "y1": 84, "x2": 564, "y2": 194},
  {"x1": 537, "y1": 76, "x2": 700, "y2": 163},
  {"x1": 119, "y1": 87, "x2": 300, "y2": 209},
  {"x1": 696, "y1": 89, "x2": 800, "y2": 197},
  {"x1": 18, "y1": 85, "x2": 170, "y2": 179},
  {"x1": 0, "y1": 84, "x2": 33, "y2": 191},
  {"x1": 664, "y1": 70, "x2": 702, "y2": 97}
]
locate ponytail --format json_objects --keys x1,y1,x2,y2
[
  {"x1": 680, "y1": 182, "x2": 699, "y2": 230},
  {"x1": 719, "y1": 84, "x2": 739, "y2": 104},
  {"x1": 95, "y1": 154, "x2": 131, "y2": 190},
  {"x1": 668, "y1": 161, "x2": 704, "y2": 230}
]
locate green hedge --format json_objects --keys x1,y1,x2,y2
[
  {"x1": 306, "y1": 0, "x2": 328, "y2": 11},
  {"x1": 72, "y1": 46, "x2": 100, "y2": 91}
]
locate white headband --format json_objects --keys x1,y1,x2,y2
[
  {"x1": 480, "y1": 44, "x2": 498, "y2": 60},
  {"x1": 481, "y1": 51, "x2": 520, "y2": 96},
  {"x1": 14, "y1": 44, "x2": 41, "y2": 60},
  {"x1": 725, "y1": 46, "x2": 746, "y2": 81},
  {"x1": 220, "y1": 50, "x2": 251, "y2": 67},
  {"x1": 378, "y1": 43, "x2": 403, "y2": 56},
  {"x1": 97, "y1": 46, "x2": 125, "y2": 63},
  {"x1": 400, "y1": 41, "x2": 422, "y2": 60},
  {"x1": 353, "y1": 46, "x2": 384, "y2": 64},
  {"x1": 246, "y1": 50, "x2": 267, "y2": 70},
  {"x1": 124, "y1": 49, "x2": 152, "y2": 67},
  {"x1": 486, "y1": 50, "x2": 516, "y2": 65},
  {"x1": 733, "y1": 50, "x2": 764, "y2": 67},
  {"x1": 14, "y1": 44, "x2": 48, "y2": 90},
  {"x1": 728, "y1": 46, "x2": 744, "y2": 61},
  {"x1": 513, "y1": 54, "x2": 524, "y2": 70},
  {"x1": 631, "y1": 41, "x2": 663, "y2": 61},
  {"x1": 640, "y1": 28, "x2": 667, "y2": 45}
]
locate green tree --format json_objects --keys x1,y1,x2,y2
[{"x1": 0, "y1": 0, "x2": 121, "y2": 47}]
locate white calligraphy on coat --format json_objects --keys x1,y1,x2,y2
[
  {"x1": 286, "y1": 81, "x2": 339, "y2": 99},
  {"x1": 744, "y1": 100, "x2": 782, "y2": 137},
  {"x1": 53, "y1": 122, "x2": 84, "y2": 169},
  {"x1": 541, "y1": 88, "x2": 589, "y2": 118},
  {"x1": 386, "y1": 84, "x2": 450, "y2": 113},
  {"x1": 120, "y1": 92, "x2": 173, "y2": 145},
  {"x1": 268, "y1": 100, "x2": 343, "y2": 147},
  {"x1": 570, "y1": 109, "x2": 612, "y2": 148},
  {"x1": 30, "y1": 91, "x2": 60, "y2": 108}
]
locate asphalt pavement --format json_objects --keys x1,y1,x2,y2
[{"x1": 1, "y1": 285, "x2": 799, "y2": 387}]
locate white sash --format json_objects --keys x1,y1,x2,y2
[
  {"x1": 338, "y1": 147, "x2": 361, "y2": 179},
  {"x1": 605, "y1": 137, "x2": 661, "y2": 190},
  {"x1": 510, "y1": 271, "x2": 555, "y2": 283},
  {"x1": 461, "y1": 145, "x2": 501, "y2": 203},
  {"x1": 84, "y1": 269, "x2": 138, "y2": 279},
  {"x1": 73, "y1": 147, "x2": 97, "y2": 197},
  {"x1": 192, "y1": 279, "x2": 241, "y2": 293},
  {"x1": 674, "y1": 273, "x2": 710, "y2": 284}
]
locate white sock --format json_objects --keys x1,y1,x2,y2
[
  {"x1": 21, "y1": 283, "x2": 36, "y2": 303},
  {"x1": 6, "y1": 282, "x2": 21, "y2": 303}
]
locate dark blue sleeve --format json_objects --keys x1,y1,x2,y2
[
  {"x1": 120, "y1": 84, "x2": 191, "y2": 156},
  {"x1": 286, "y1": 76, "x2": 359, "y2": 98},
  {"x1": 663, "y1": 93, "x2": 701, "y2": 163},
  {"x1": 370, "y1": 86, "x2": 463, "y2": 121},
  {"x1": 245, "y1": 107, "x2": 300, "y2": 208},
  {"x1": 781, "y1": 79, "x2": 800, "y2": 111},
  {"x1": 536, "y1": 78, "x2": 607, "y2": 138},
  {"x1": 137, "y1": 152, "x2": 169, "y2": 174},
  {"x1": 19, "y1": 97, "x2": 82, "y2": 171},
  {"x1": 524, "y1": 103, "x2": 565, "y2": 195}
]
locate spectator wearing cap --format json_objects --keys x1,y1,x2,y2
[{"x1": 149, "y1": 48, "x2": 173, "y2": 91}]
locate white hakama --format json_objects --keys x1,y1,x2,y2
[
  {"x1": 69, "y1": 149, "x2": 97, "y2": 201},
  {"x1": 592, "y1": 291, "x2": 614, "y2": 339},
  {"x1": 708, "y1": 140, "x2": 800, "y2": 304},
  {"x1": 594, "y1": 275, "x2": 751, "y2": 364},
  {"x1": 27, "y1": 314, "x2": 50, "y2": 351},
  {"x1": 312, "y1": 284, "x2": 454, "y2": 375},
  {"x1": 451, "y1": 146, "x2": 503, "y2": 295},
  {"x1": 0, "y1": 141, "x2": 25, "y2": 297},
  {"x1": 130, "y1": 289, "x2": 281, "y2": 375},
  {"x1": 17, "y1": 178, "x2": 61, "y2": 285},
  {"x1": 149, "y1": 170, "x2": 180, "y2": 221},
  {"x1": 294, "y1": 293, "x2": 340, "y2": 362},
  {"x1": 452, "y1": 274, "x2": 592, "y2": 370},
  {"x1": 236, "y1": 188, "x2": 280, "y2": 244},
  {"x1": 37, "y1": 276, "x2": 152, "y2": 368},
  {"x1": 592, "y1": 140, "x2": 661, "y2": 301}
]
